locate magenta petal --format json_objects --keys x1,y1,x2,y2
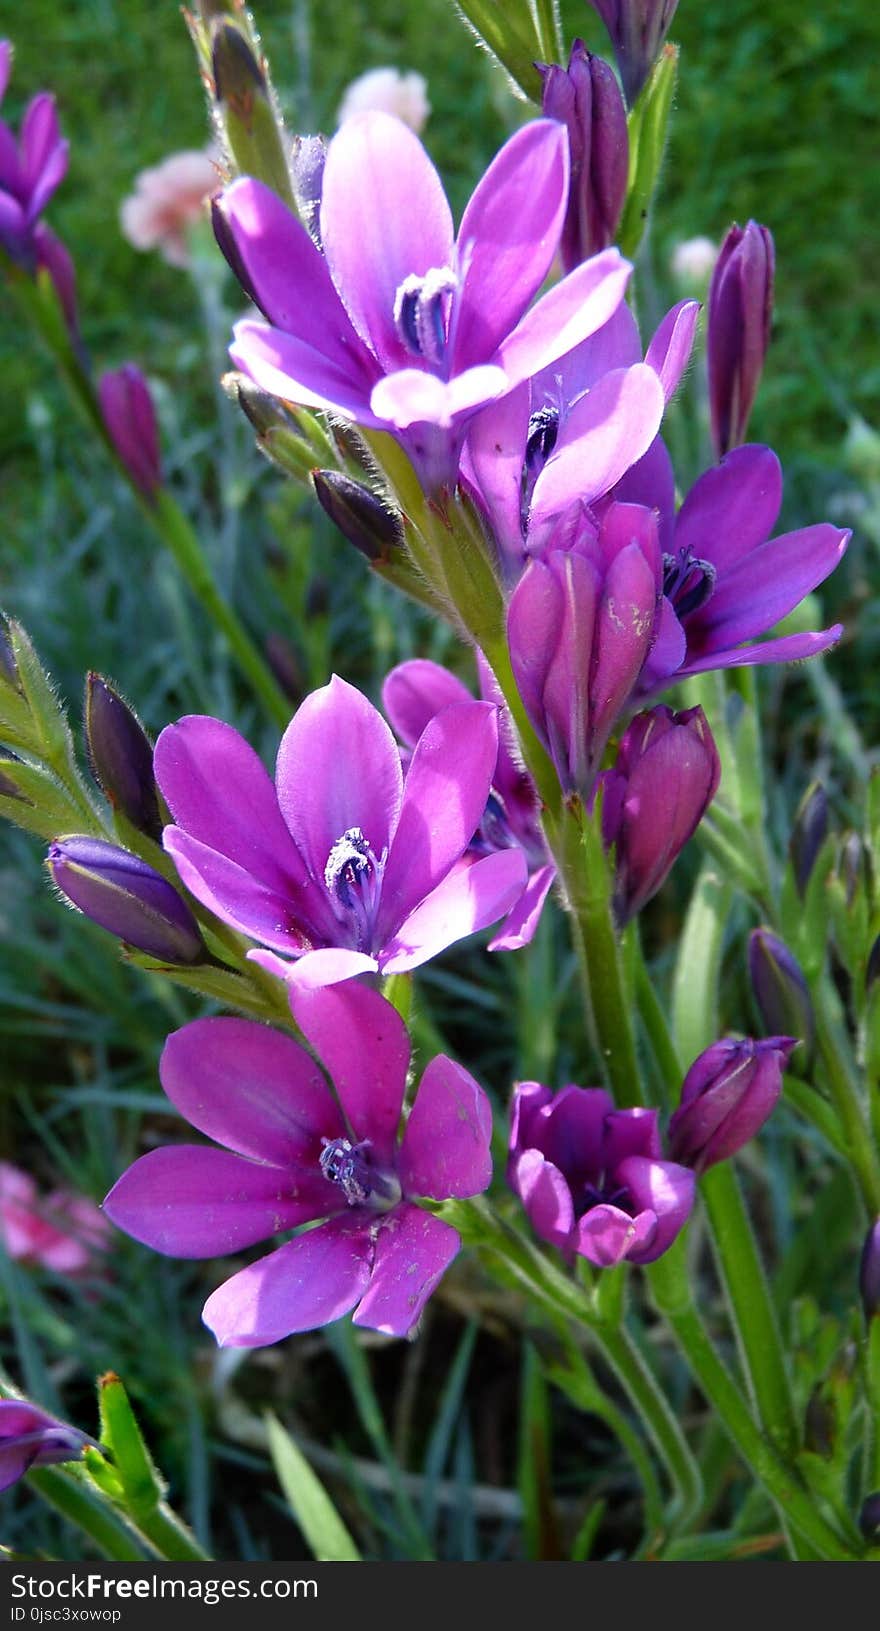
[
  {"x1": 203, "y1": 1216, "x2": 374, "y2": 1346},
  {"x1": 591, "y1": 541, "x2": 659, "y2": 744},
  {"x1": 275, "y1": 676, "x2": 403, "y2": 889},
  {"x1": 677, "y1": 625, "x2": 844, "y2": 676},
  {"x1": 511, "y1": 1149, "x2": 575, "y2": 1250},
  {"x1": 382, "y1": 659, "x2": 473, "y2": 748},
  {"x1": 370, "y1": 364, "x2": 508, "y2": 431},
  {"x1": 611, "y1": 435, "x2": 676, "y2": 553},
  {"x1": 399, "y1": 1055, "x2": 492, "y2": 1200},
  {"x1": 164, "y1": 828, "x2": 309, "y2": 953},
  {"x1": 320, "y1": 112, "x2": 454, "y2": 373},
  {"x1": 675, "y1": 444, "x2": 782, "y2": 574},
  {"x1": 549, "y1": 301, "x2": 642, "y2": 403},
  {"x1": 353, "y1": 1204, "x2": 460, "y2": 1336},
  {"x1": 644, "y1": 299, "x2": 700, "y2": 402},
  {"x1": 275, "y1": 947, "x2": 379, "y2": 991},
  {"x1": 462, "y1": 384, "x2": 531, "y2": 558},
  {"x1": 453, "y1": 121, "x2": 568, "y2": 368},
  {"x1": 103, "y1": 1147, "x2": 326, "y2": 1258},
  {"x1": 576, "y1": 1202, "x2": 658, "y2": 1266},
  {"x1": 160, "y1": 1017, "x2": 343, "y2": 1165},
  {"x1": 290, "y1": 981, "x2": 410, "y2": 1161},
  {"x1": 530, "y1": 364, "x2": 665, "y2": 537},
  {"x1": 616, "y1": 1156, "x2": 695, "y2": 1263},
  {"x1": 230, "y1": 318, "x2": 382, "y2": 425},
  {"x1": 496, "y1": 248, "x2": 631, "y2": 390},
  {"x1": 688, "y1": 524, "x2": 849, "y2": 651},
  {"x1": 640, "y1": 596, "x2": 687, "y2": 689},
  {"x1": 488, "y1": 862, "x2": 556, "y2": 952},
  {"x1": 380, "y1": 848, "x2": 528, "y2": 973},
  {"x1": 378, "y1": 701, "x2": 498, "y2": 934}
]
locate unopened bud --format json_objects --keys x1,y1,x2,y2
[
  {"x1": 47, "y1": 836, "x2": 204, "y2": 964},
  {"x1": 85, "y1": 674, "x2": 162, "y2": 840},
  {"x1": 748, "y1": 928, "x2": 814, "y2": 1056},
  {"x1": 669, "y1": 1036, "x2": 794, "y2": 1173},
  {"x1": 858, "y1": 1491, "x2": 880, "y2": 1543},
  {"x1": 790, "y1": 781, "x2": 828, "y2": 897},
  {"x1": 860, "y1": 1218, "x2": 880, "y2": 1322},
  {"x1": 312, "y1": 470, "x2": 404, "y2": 562},
  {"x1": 708, "y1": 220, "x2": 775, "y2": 457}
]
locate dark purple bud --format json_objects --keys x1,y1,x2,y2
[
  {"x1": 211, "y1": 21, "x2": 265, "y2": 113},
  {"x1": 0, "y1": 749, "x2": 33, "y2": 804},
  {"x1": 47, "y1": 836, "x2": 204, "y2": 964},
  {"x1": 860, "y1": 1218, "x2": 880, "y2": 1321},
  {"x1": 312, "y1": 470, "x2": 404, "y2": 561},
  {"x1": 587, "y1": 0, "x2": 679, "y2": 107},
  {"x1": 858, "y1": 1491, "x2": 880, "y2": 1542},
  {"x1": 291, "y1": 134, "x2": 326, "y2": 249},
  {"x1": 85, "y1": 674, "x2": 162, "y2": 840},
  {"x1": 538, "y1": 42, "x2": 628, "y2": 273},
  {"x1": 98, "y1": 365, "x2": 161, "y2": 500},
  {"x1": 789, "y1": 781, "x2": 828, "y2": 897},
  {"x1": 748, "y1": 928, "x2": 814, "y2": 1056},
  {"x1": 0, "y1": 1399, "x2": 91, "y2": 1493},
  {"x1": 840, "y1": 832, "x2": 866, "y2": 907},
  {"x1": 225, "y1": 373, "x2": 292, "y2": 436},
  {"x1": 668, "y1": 1036, "x2": 794, "y2": 1173},
  {"x1": 707, "y1": 220, "x2": 775, "y2": 457},
  {"x1": 601, "y1": 705, "x2": 720, "y2": 923},
  {"x1": 0, "y1": 615, "x2": 21, "y2": 691}
]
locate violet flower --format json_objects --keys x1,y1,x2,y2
[
  {"x1": 600, "y1": 704, "x2": 720, "y2": 923},
  {"x1": 507, "y1": 500, "x2": 663, "y2": 796},
  {"x1": 538, "y1": 42, "x2": 628, "y2": 273},
  {"x1": 509, "y1": 1082, "x2": 694, "y2": 1266},
  {"x1": 668, "y1": 1036, "x2": 794, "y2": 1173},
  {"x1": 104, "y1": 985, "x2": 493, "y2": 1342},
  {"x1": 98, "y1": 364, "x2": 161, "y2": 499},
  {"x1": 859, "y1": 1218, "x2": 880, "y2": 1323},
  {"x1": 587, "y1": 0, "x2": 679, "y2": 107},
  {"x1": 155, "y1": 675, "x2": 526, "y2": 992},
  {"x1": 0, "y1": 41, "x2": 77, "y2": 334},
  {"x1": 214, "y1": 111, "x2": 633, "y2": 491},
  {"x1": 0, "y1": 1399, "x2": 90, "y2": 1492},
  {"x1": 47, "y1": 836, "x2": 205, "y2": 965},
  {"x1": 708, "y1": 221, "x2": 774, "y2": 458},
  {"x1": 382, "y1": 655, "x2": 556, "y2": 951}
]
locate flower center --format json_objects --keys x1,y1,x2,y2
[
  {"x1": 319, "y1": 1137, "x2": 401, "y2": 1210},
  {"x1": 662, "y1": 547, "x2": 717, "y2": 617},
  {"x1": 393, "y1": 267, "x2": 458, "y2": 369},
  {"x1": 580, "y1": 1176, "x2": 632, "y2": 1215},
  {"x1": 323, "y1": 827, "x2": 386, "y2": 951},
  {"x1": 520, "y1": 404, "x2": 561, "y2": 530}
]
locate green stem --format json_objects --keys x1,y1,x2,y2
[
  {"x1": 593, "y1": 1322, "x2": 703, "y2": 1528},
  {"x1": 27, "y1": 1468, "x2": 147, "y2": 1562},
  {"x1": 134, "y1": 1500, "x2": 211, "y2": 1562},
  {"x1": 815, "y1": 981, "x2": 880, "y2": 1212},
  {"x1": 550, "y1": 1336, "x2": 666, "y2": 1540}
]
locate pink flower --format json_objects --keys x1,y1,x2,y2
[
  {"x1": 119, "y1": 149, "x2": 219, "y2": 268},
  {"x1": 0, "y1": 1161, "x2": 110, "y2": 1275}
]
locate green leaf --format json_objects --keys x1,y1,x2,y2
[
  {"x1": 265, "y1": 1414, "x2": 362, "y2": 1562},
  {"x1": 517, "y1": 1343, "x2": 560, "y2": 1560},
  {"x1": 453, "y1": 1, "x2": 545, "y2": 102},
  {"x1": 672, "y1": 863, "x2": 732, "y2": 1066},
  {"x1": 0, "y1": 759, "x2": 99, "y2": 840}
]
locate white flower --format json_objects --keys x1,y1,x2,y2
[
  {"x1": 337, "y1": 68, "x2": 430, "y2": 134},
  {"x1": 670, "y1": 235, "x2": 718, "y2": 293}
]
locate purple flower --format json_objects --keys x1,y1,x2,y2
[
  {"x1": 47, "y1": 836, "x2": 205, "y2": 964},
  {"x1": 98, "y1": 364, "x2": 161, "y2": 499},
  {"x1": 464, "y1": 296, "x2": 697, "y2": 580},
  {"x1": 600, "y1": 704, "x2": 720, "y2": 923},
  {"x1": 708, "y1": 221, "x2": 774, "y2": 458},
  {"x1": 748, "y1": 928, "x2": 814, "y2": 1055},
  {"x1": 637, "y1": 444, "x2": 849, "y2": 693},
  {"x1": 587, "y1": 1, "x2": 679, "y2": 107},
  {"x1": 214, "y1": 112, "x2": 632, "y2": 491},
  {"x1": 508, "y1": 500, "x2": 663, "y2": 795},
  {"x1": 509, "y1": 1082, "x2": 694, "y2": 1266},
  {"x1": 382, "y1": 654, "x2": 556, "y2": 951},
  {"x1": 0, "y1": 1398, "x2": 90, "y2": 1492},
  {"x1": 155, "y1": 675, "x2": 526, "y2": 992},
  {"x1": 0, "y1": 48, "x2": 68, "y2": 261},
  {"x1": 668, "y1": 1036, "x2": 794, "y2": 1173},
  {"x1": 860, "y1": 1218, "x2": 880, "y2": 1322},
  {"x1": 104, "y1": 985, "x2": 493, "y2": 1342},
  {"x1": 538, "y1": 42, "x2": 628, "y2": 274}
]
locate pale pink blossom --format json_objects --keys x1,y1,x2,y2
[
  {"x1": 0, "y1": 1161, "x2": 110, "y2": 1275},
  {"x1": 337, "y1": 68, "x2": 430, "y2": 133},
  {"x1": 120, "y1": 149, "x2": 220, "y2": 268}
]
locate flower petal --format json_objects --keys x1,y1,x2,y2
[
  {"x1": 353, "y1": 1203, "x2": 460, "y2": 1336},
  {"x1": 675, "y1": 444, "x2": 782, "y2": 575},
  {"x1": 462, "y1": 384, "x2": 531, "y2": 564},
  {"x1": 163, "y1": 828, "x2": 311, "y2": 953},
  {"x1": 267, "y1": 947, "x2": 379, "y2": 991},
  {"x1": 103, "y1": 1147, "x2": 326, "y2": 1258},
  {"x1": 575, "y1": 1202, "x2": 658, "y2": 1266},
  {"x1": 496, "y1": 248, "x2": 631, "y2": 390},
  {"x1": 230, "y1": 318, "x2": 382, "y2": 424},
  {"x1": 202, "y1": 1216, "x2": 374, "y2": 1345},
  {"x1": 369, "y1": 363, "x2": 509, "y2": 431},
  {"x1": 644, "y1": 299, "x2": 700, "y2": 402},
  {"x1": 159, "y1": 1017, "x2": 343, "y2": 1166},
  {"x1": 399, "y1": 1055, "x2": 493, "y2": 1199},
  {"x1": 616, "y1": 1155, "x2": 695, "y2": 1263},
  {"x1": 686, "y1": 524, "x2": 849, "y2": 652},
  {"x1": 529, "y1": 364, "x2": 665, "y2": 539},
  {"x1": 380, "y1": 848, "x2": 527, "y2": 973},
  {"x1": 290, "y1": 981, "x2": 410, "y2": 1161},
  {"x1": 382, "y1": 659, "x2": 474, "y2": 748},
  {"x1": 510, "y1": 1148, "x2": 575, "y2": 1250},
  {"x1": 488, "y1": 862, "x2": 556, "y2": 951},
  {"x1": 677, "y1": 624, "x2": 844, "y2": 677}
]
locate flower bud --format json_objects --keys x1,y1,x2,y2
[
  {"x1": 587, "y1": 0, "x2": 679, "y2": 107},
  {"x1": 858, "y1": 1492, "x2": 880, "y2": 1543},
  {"x1": 290, "y1": 134, "x2": 326, "y2": 247},
  {"x1": 707, "y1": 220, "x2": 775, "y2": 457},
  {"x1": 0, "y1": 615, "x2": 20, "y2": 691},
  {"x1": 0, "y1": 1399, "x2": 91, "y2": 1493},
  {"x1": 85, "y1": 674, "x2": 161, "y2": 840},
  {"x1": 538, "y1": 42, "x2": 628, "y2": 273},
  {"x1": 789, "y1": 781, "x2": 828, "y2": 897},
  {"x1": 312, "y1": 470, "x2": 404, "y2": 562},
  {"x1": 860, "y1": 1218, "x2": 880, "y2": 1322},
  {"x1": 840, "y1": 831, "x2": 867, "y2": 908},
  {"x1": 668, "y1": 1036, "x2": 794, "y2": 1173},
  {"x1": 98, "y1": 364, "x2": 161, "y2": 499},
  {"x1": 209, "y1": 21, "x2": 292, "y2": 206},
  {"x1": 47, "y1": 836, "x2": 204, "y2": 964},
  {"x1": 748, "y1": 928, "x2": 814, "y2": 1056},
  {"x1": 601, "y1": 705, "x2": 720, "y2": 924}
]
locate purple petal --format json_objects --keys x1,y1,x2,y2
[
  {"x1": 369, "y1": 363, "x2": 508, "y2": 430},
  {"x1": 590, "y1": 541, "x2": 659, "y2": 746},
  {"x1": 270, "y1": 947, "x2": 379, "y2": 990},
  {"x1": 230, "y1": 318, "x2": 383, "y2": 425},
  {"x1": 103, "y1": 1147, "x2": 327, "y2": 1258},
  {"x1": 547, "y1": 301, "x2": 642, "y2": 403},
  {"x1": 320, "y1": 111, "x2": 454, "y2": 373},
  {"x1": 496, "y1": 248, "x2": 631, "y2": 391},
  {"x1": 529, "y1": 1084, "x2": 613, "y2": 1183},
  {"x1": 452, "y1": 121, "x2": 568, "y2": 369},
  {"x1": 353, "y1": 1204, "x2": 460, "y2": 1336},
  {"x1": 159, "y1": 1017, "x2": 343, "y2": 1166},
  {"x1": 462, "y1": 384, "x2": 531, "y2": 559},
  {"x1": 163, "y1": 828, "x2": 311, "y2": 954},
  {"x1": 677, "y1": 624, "x2": 844, "y2": 677},
  {"x1": 21, "y1": 94, "x2": 68, "y2": 217},
  {"x1": 275, "y1": 676, "x2": 403, "y2": 892},
  {"x1": 399, "y1": 1055, "x2": 493, "y2": 1200},
  {"x1": 576, "y1": 1202, "x2": 658, "y2": 1266},
  {"x1": 675, "y1": 444, "x2": 782, "y2": 575},
  {"x1": 687, "y1": 524, "x2": 849, "y2": 651},
  {"x1": 290, "y1": 981, "x2": 410, "y2": 1161},
  {"x1": 616, "y1": 1155, "x2": 695, "y2": 1263},
  {"x1": 529, "y1": 365, "x2": 665, "y2": 540},
  {"x1": 510, "y1": 1149, "x2": 575, "y2": 1250},
  {"x1": 382, "y1": 659, "x2": 473, "y2": 748},
  {"x1": 380, "y1": 848, "x2": 528, "y2": 974},
  {"x1": 644, "y1": 299, "x2": 700, "y2": 402},
  {"x1": 378, "y1": 701, "x2": 498, "y2": 934},
  {"x1": 203, "y1": 1216, "x2": 374, "y2": 1345},
  {"x1": 640, "y1": 595, "x2": 687, "y2": 690},
  {"x1": 610, "y1": 435, "x2": 676, "y2": 553},
  {"x1": 488, "y1": 862, "x2": 556, "y2": 952}
]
